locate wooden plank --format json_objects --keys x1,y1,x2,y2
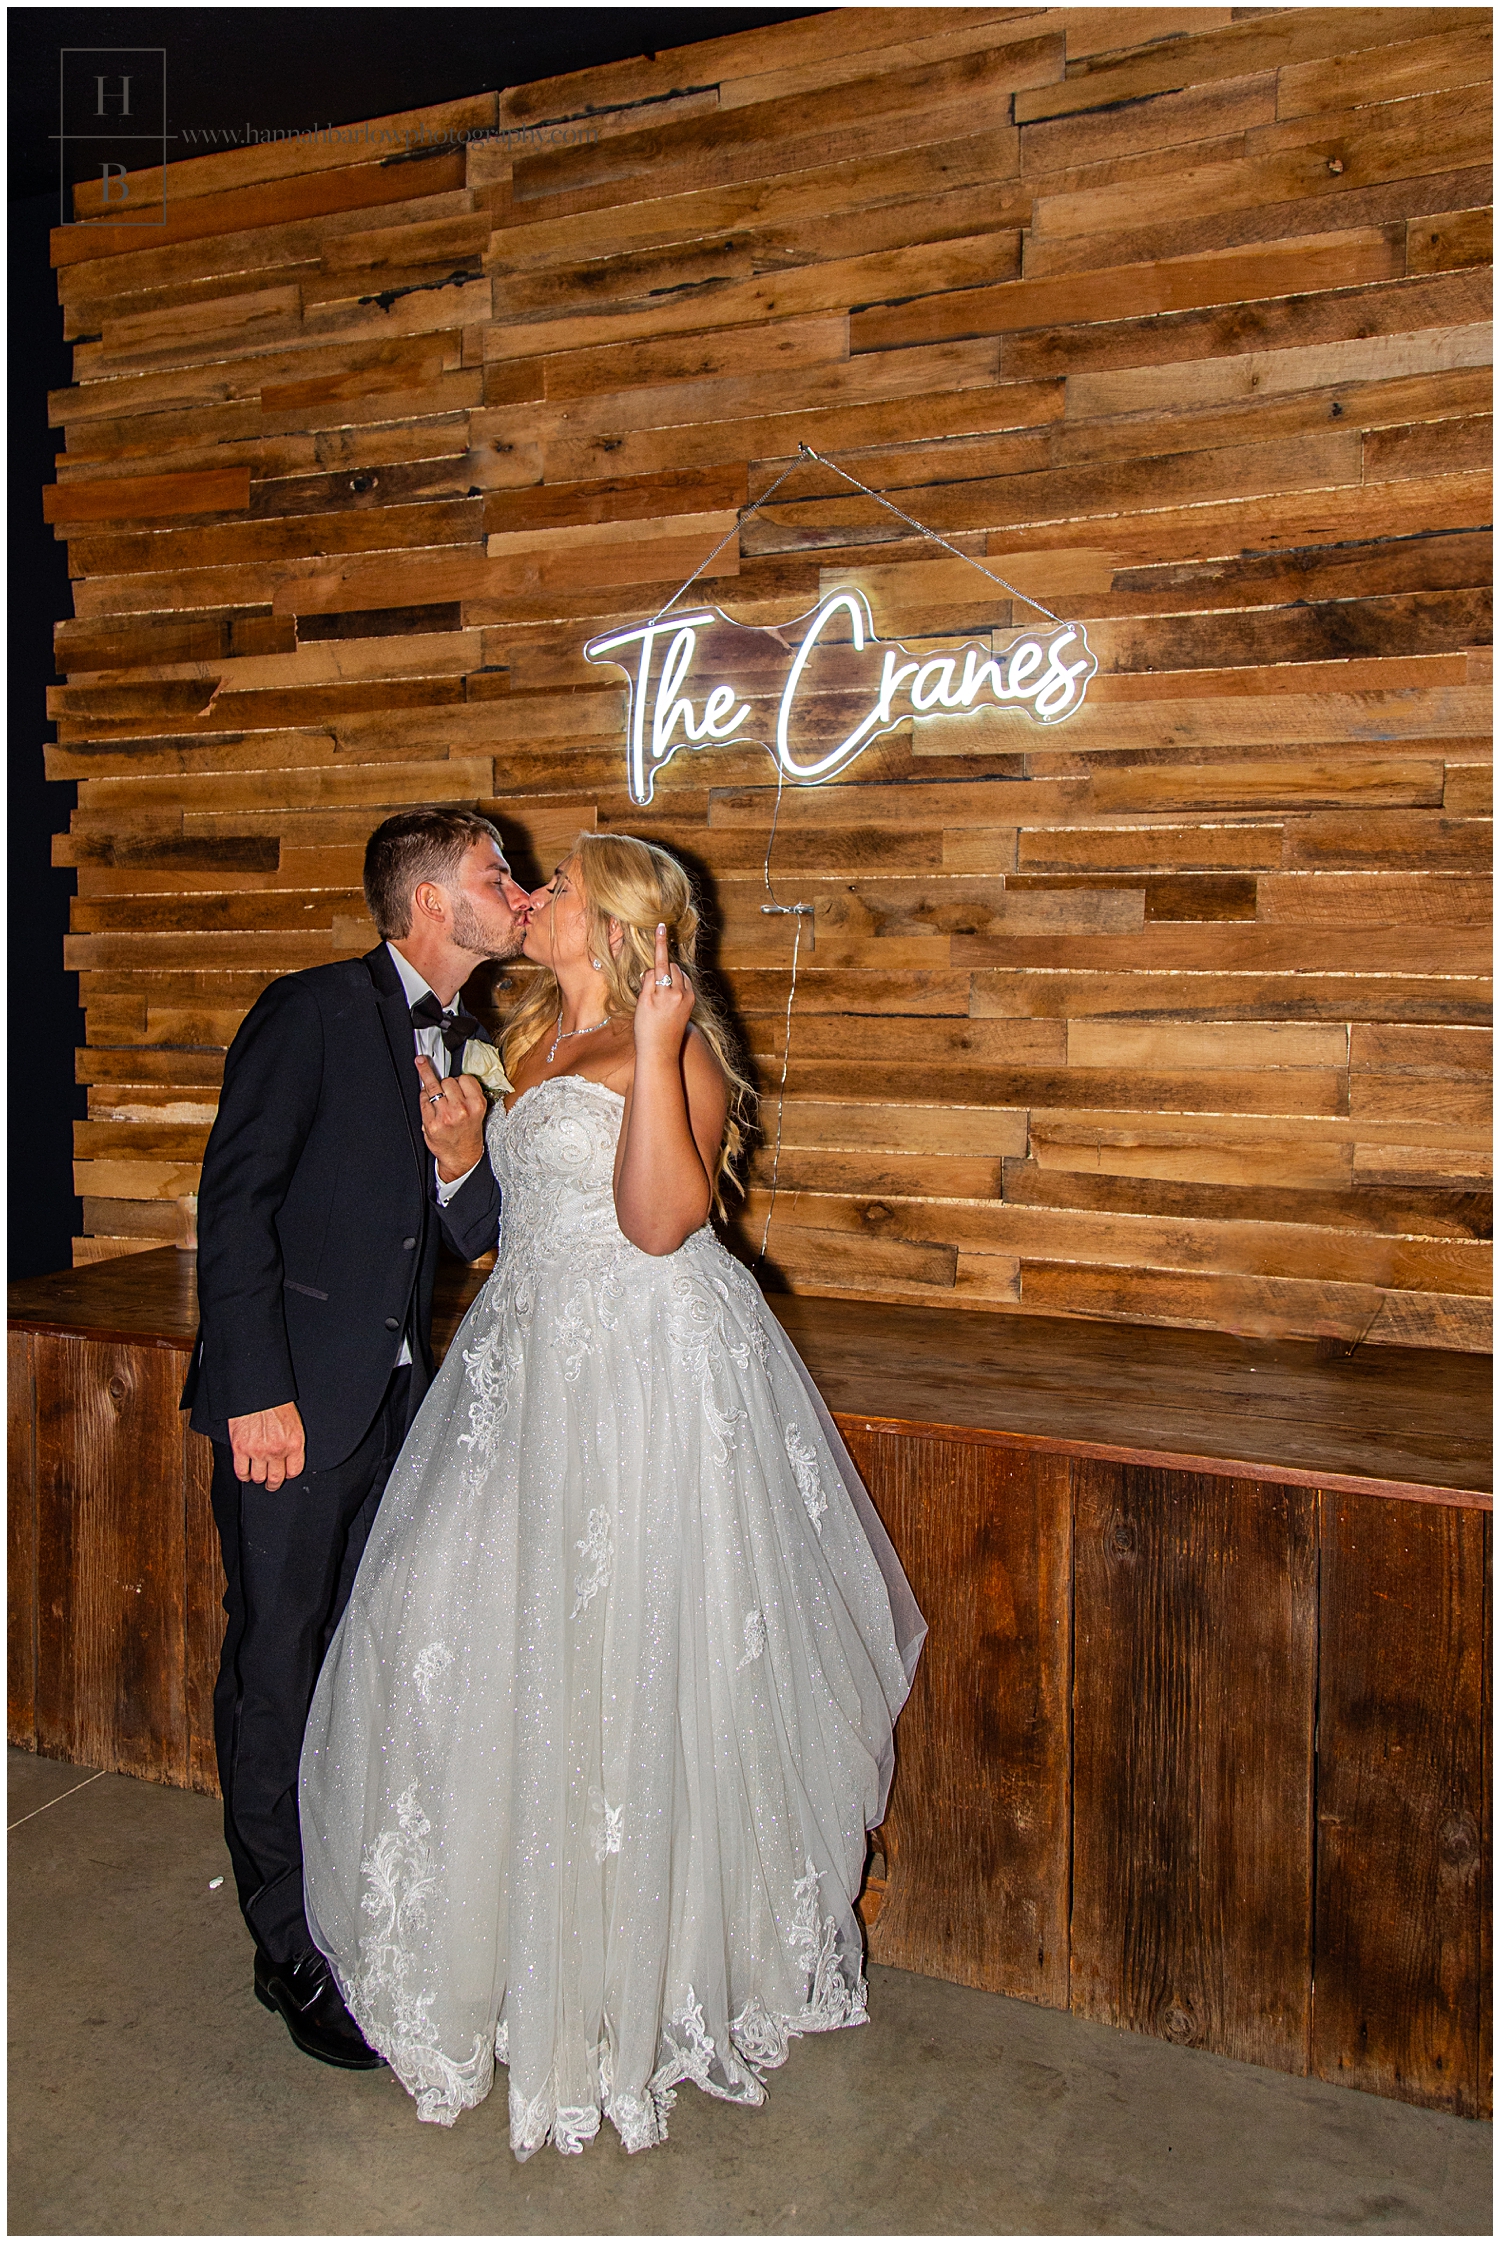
[
  {"x1": 540, "y1": 371, "x2": 1060, "y2": 486},
  {"x1": 71, "y1": 94, "x2": 496, "y2": 216},
  {"x1": 484, "y1": 467, "x2": 749, "y2": 539},
  {"x1": 68, "y1": 755, "x2": 495, "y2": 820},
  {"x1": 1257, "y1": 873, "x2": 1491, "y2": 927},
  {"x1": 745, "y1": 1185, "x2": 1487, "y2": 1299},
  {"x1": 1314, "y1": 1494, "x2": 1489, "y2": 2114},
  {"x1": 1021, "y1": 1262, "x2": 1490, "y2": 1353},
  {"x1": 95, "y1": 284, "x2": 305, "y2": 370},
  {"x1": 1082, "y1": 759, "x2": 1451, "y2": 816},
  {"x1": 851, "y1": 226, "x2": 1405, "y2": 352},
  {"x1": 1029, "y1": 97, "x2": 1492, "y2": 248},
  {"x1": 718, "y1": 11, "x2": 1063, "y2": 113},
  {"x1": 54, "y1": 180, "x2": 479, "y2": 312},
  {"x1": 958, "y1": 922, "x2": 1491, "y2": 975},
  {"x1": 55, "y1": 612, "x2": 294, "y2": 674},
  {"x1": 758, "y1": 430, "x2": 1364, "y2": 545},
  {"x1": 1014, "y1": 9, "x2": 1487, "y2": 124},
  {"x1": 976, "y1": 970, "x2": 1488, "y2": 1028},
  {"x1": 1021, "y1": 162, "x2": 1494, "y2": 286},
  {"x1": 1061, "y1": 9, "x2": 1232, "y2": 62},
  {"x1": 508, "y1": 44, "x2": 1046, "y2": 210},
  {"x1": 1071, "y1": 1460, "x2": 1316, "y2": 2068},
  {"x1": 1067, "y1": 1021, "x2": 1348, "y2": 1072},
  {"x1": 1000, "y1": 1158, "x2": 1492, "y2": 1244},
  {"x1": 495, "y1": 10, "x2": 1038, "y2": 124},
  {"x1": 52, "y1": 151, "x2": 469, "y2": 268},
  {"x1": 758, "y1": 1224, "x2": 958, "y2": 1294},
  {"x1": 485, "y1": 233, "x2": 1022, "y2": 363},
  {"x1": 805, "y1": 463, "x2": 1491, "y2": 570},
  {"x1": 996, "y1": 267, "x2": 1491, "y2": 383},
  {"x1": 1018, "y1": 825, "x2": 1285, "y2": 875},
  {"x1": 1350, "y1": 1070, "x2": 1491, "y2": 1130},
  {"x1": 537, "y1": 315, "x2": 848, "y2": 403},
  {"x1": 66, "y1": 495, "x2": 486, "y2": 577},
  {"x1": 8, "y1": 1333, "x2": 37, "y2": 1749},
  {"x1": 493, "y1": 201, "x2": 1028, "y2": 327},
  {"x1": 183, "y1": 1427, "x2": 222, "y2": 1797},
  {"x1": 489, "y1": 126, "x2": 1022, "y2": 271},
  {"x1": 1020, "y1": 65, "x2": 1274, "y2": 175},
  {"x1": 265, "y1": 528, "x2": 738, "y2": 619},
  {"x1": 1365, "y1": 414, "x2": 1493, "y2": 484},
  {"x1": 1350, "y1": 1025, "x2": 1493, "y2": 1076},
  {"x1": 486, "y1": 343, "x2": 1008, "y2": 449},
  {"x1": 43, "y1": 466, "x2": 251, "y2": 526},
  {"x1": 1278, "y1": 22, "x2": 1493, "y2": 122},
  {"x1": 32, "y1": 1334, "x2": 188, "y2": 1781},
  {"x1": 54, "y1": 366, "x2": 481, "y2": 445},
  {"x1": 1065, "y1": 320, "x2": 1493, "y2": 421},
  {"x1": 1407, "y1": 206, "x2": 1493, "y2": 276},
  {"x1": 842, "y1": 1428, "x2": 1072, "y2": 2005},
  {"x1": 1056, "y1": 375, "x2": 1491, "y2": 475}
]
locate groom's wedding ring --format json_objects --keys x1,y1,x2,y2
[{"x1": 426, "y1": 1091, "x2": 444, "y2": 1105}]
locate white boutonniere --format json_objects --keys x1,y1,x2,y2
[{"x1": 460, "y1": 1038, "x2": 513, "y2": 1097}]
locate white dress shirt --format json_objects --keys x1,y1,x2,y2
[{"x1": 385, "y1": 942, "x2": 483, "y2": 1366}]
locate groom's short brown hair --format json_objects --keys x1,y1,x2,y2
[{"x1": 363, "y1": 808, "x2": 505, "y2": 939}]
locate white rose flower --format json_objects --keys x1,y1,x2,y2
[{"x1": 460, "y1": 1038, "x2": 513, "y2": 1098}]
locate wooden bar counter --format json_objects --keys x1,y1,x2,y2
[{"x1": 9, "y1": 1248, "x2": 1490, "y2": 2118}]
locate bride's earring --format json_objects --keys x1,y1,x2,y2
[{"x1": 591, "y1": 957, "x2": 604, "y2": 971}]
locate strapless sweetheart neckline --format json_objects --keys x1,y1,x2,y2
[{"x1": 501, "y1": 1072, "x2": 626, "y2": 1123}]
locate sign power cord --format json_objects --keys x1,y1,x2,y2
[{"x1": 646, "y1": 440, "x2": 1060, "y2": 1273}]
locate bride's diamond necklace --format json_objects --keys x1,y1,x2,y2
[{"x1": 546, "y1": 1012, "x2": 609, "y2": 1066}]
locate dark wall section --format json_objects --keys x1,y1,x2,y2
[
  {"x1": 9, "y1": 6, "x2": 820, "y2": 1279},
  {"x1": 11, "y1": 188, "x2": 84, "y2": 1282}
]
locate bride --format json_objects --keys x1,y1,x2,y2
[{"x1": 300, "y1": 831, "x2": 924, "y2": 2160}]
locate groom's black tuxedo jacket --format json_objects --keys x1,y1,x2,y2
[{"x1": 182, "y1": 943, "x2": 500, "y2": 1472}]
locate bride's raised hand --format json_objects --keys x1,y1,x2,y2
[{"x1": 633, "y1": 922, "x2": 694, "y2": 1062}]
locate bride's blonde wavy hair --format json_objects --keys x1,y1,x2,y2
[{"x1": 500, "y1": 831, "x2": 755, "y2": 1213}]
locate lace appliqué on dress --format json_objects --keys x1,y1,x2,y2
[
  {"x1": 412, "y1": 1641, "x2": 455, "y2": 1705},
  {"x1": 668, "y1": 1273, "x2": 752, "y2": 1465},
  {"x1": 457, "y1": 1293, "x2": 522, "y2": 1480},
  {"x1": 784, "y1": 1423, "x2": 829, "y2": 1534},
  {"x1": 587, "y1": 1785, "x2": 624, "y2": 1864},
  {"x1": 737, "y1": 1610, "x2": 767, "y2": 1671},
  {"x1": 788, "y1": 1856, "x2": 869, "y2": 2033},
  {"x1": 570, "y1": 1507, "x2": 612, "y2": 1620},
  {"x1": 354, "y1": 1786, "x2": 492, "y2": 2125}
]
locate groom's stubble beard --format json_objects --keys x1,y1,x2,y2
[{"x1": 448, "y1": 890, "x2": 528, "y2": 961}]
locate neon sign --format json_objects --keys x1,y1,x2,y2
[{"x1": 584, "y1": 588, "x2": 1097, "y2": 806}]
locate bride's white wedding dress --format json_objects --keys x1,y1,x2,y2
[{"x1": 300, "y1": 1073, "x2": 924, "y2": 2159}]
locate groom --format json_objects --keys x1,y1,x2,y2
[{"x1": 183, "y1": 806, "x2": 531, "y2": 2068}]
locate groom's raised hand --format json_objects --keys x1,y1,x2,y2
[{"x1": 415, "y1": 1053, "x2": 488, "y2": 1183}]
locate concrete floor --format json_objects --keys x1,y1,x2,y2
[{"x1": 8, "y1": 1749, "x2": 1490, "y2": 2236}]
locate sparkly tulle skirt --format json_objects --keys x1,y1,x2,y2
[{"x1": 300, "y1": 1075, "x2": 924, "y2": 2158}]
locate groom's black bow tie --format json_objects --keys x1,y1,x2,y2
[{"x1": 409, "y1": 992, "x2": 482, "y2": 1067}]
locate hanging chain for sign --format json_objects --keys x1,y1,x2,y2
[{"x1": 645, "y1": 442, "x2": 1067, "y2": 630}]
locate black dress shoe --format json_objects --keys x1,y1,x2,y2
[{"x1": 254, "y1": 1948, "x2": 386, "y2": 2070}]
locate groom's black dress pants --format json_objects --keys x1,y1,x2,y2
[{"x1": 210, "y1": 1366, "x2": 411, "y2": 1966}]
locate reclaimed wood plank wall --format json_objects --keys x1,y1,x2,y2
[{"x1": 47, "y1": 6, "x2": 1493, "y2": 1351}]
